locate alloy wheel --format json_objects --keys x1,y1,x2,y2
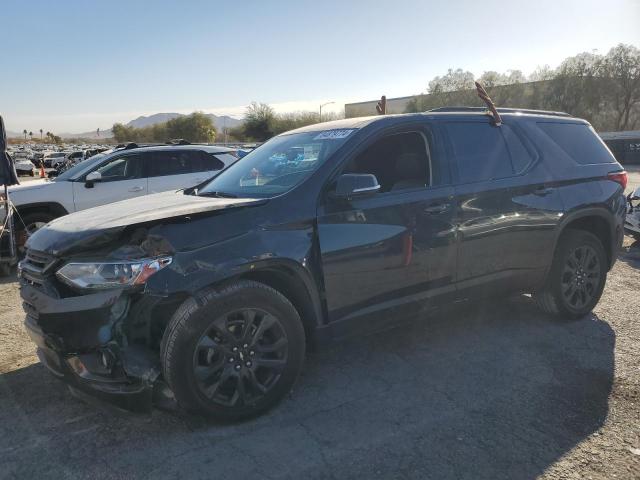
[
  {"x1": 192, "y1": 308, "x2": 289, "y2": 407},
  {"x1": 560, "y1": 245, "x2": 601, "y2": 310}
]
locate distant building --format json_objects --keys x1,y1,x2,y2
[
  {"x1": 599, "y1": 131, "x2": 640, "y2": 165},
  {"x1": 345, "y1": 96, "x2": 416, "y2": 117}
]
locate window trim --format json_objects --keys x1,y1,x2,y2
[
  {"x1": 442, "y1": 119, "x2": 537, "y2": 186},
  {"x1": 80, "y1": 152, "x2": 146, "y2": 182},
  {"x1": 327, "y1": 125, "x2": 435, "y2": 198}
]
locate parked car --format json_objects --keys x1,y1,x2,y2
[
  {"x1": 625, "y1": 187, "x2": 640, "y2": 239},
  {"x1": 19, "y1": 109, "x2": 626, "y2": 421},
  {"x1": 14, "y1": 157, "x2": 35, "y2": 176},
  {"x1": 2, "y1": 143, "x2": 238, "y2": 247},
  {"x1": 42, "y1": 152, "x2": 67, "y2": 168}
]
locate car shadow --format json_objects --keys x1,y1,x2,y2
[{"x1": 0, "y1": 296, "x2": 614, "y2": 479}]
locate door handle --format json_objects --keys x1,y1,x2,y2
[
  {"x1": 128, "y1": 186, "x2": 144, "y2": 192},
  {"x1": 424, "y1": 203, "x2": 449, "y2": 214},
  {"x1": 533, "y1": 186, "x2": 554, "y2": 196}
]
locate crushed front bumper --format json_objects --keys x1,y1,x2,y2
[{"x1": 20, "y1": 283, "x2": 161, "y2": 413}]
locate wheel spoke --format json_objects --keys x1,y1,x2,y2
[
  {"x1": 232, "y1": 375, "x2": 248, "y2": 406},
  {"x1": 255, "y1": 357, "x2": 286, "y2": 372},
  {"x1": 246, "y1": 368, "x2": 268, "y2": 394},
  {"x1": 256, "y1": 336, "x2": 288, "y2": 353},
  {"x1": 250, "y1": 315, "x2": 277, "y2": 347},
  {"x1": 203, "y1": 366, "x2": 232, "y2": 398},
  {"x1": 240, "y1": 309, "x2": 259, "y2": 340}
]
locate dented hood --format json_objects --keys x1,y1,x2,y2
[{"x1": 26, "y1": 190, "x2": 266, "y2": 256}]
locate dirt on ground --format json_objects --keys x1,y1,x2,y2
[{"x1": 1, "y1": 240, "x2": 639, "y2": 480}]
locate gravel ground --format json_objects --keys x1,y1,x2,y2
[{"x1": 0, "y1": 169, "x2": 639, "y2": 480}]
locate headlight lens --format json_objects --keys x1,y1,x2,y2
[{"x1": 56, "y1": 257, "x2": 172, "y2": 290}]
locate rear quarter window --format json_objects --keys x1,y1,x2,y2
[{"x1": 537, "y1": 122, "x2": 616, "y2": 165}]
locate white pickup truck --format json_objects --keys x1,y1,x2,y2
[{"x1": 1, "y1": 143, "x2": 238, "y2": 246}]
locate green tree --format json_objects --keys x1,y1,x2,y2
[
  {"x1": 428, "y1": 68, "x2": 475, "y2": 93},
  {"x1": 243, "y1": 102, "x2": 275, "y2": 141}
]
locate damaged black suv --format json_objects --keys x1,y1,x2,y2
[{"x1": 20, "y1": 109, "x2": 627, "y2": 421}]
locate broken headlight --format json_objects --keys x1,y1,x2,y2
[{"x1": 56, "y1": 257, "x2": 172, "y2": 290}]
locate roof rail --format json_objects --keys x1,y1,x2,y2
[{"x1": 429, "y1": 106, "x2": 572, "y2": 118}]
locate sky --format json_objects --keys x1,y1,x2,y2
[{"x1": 1, "y1": 0, "x2": 638, "y2": 134}]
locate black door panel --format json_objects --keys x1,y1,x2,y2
[{"x1": 318, "y1": 186, "x2": 456, "y2": 322}]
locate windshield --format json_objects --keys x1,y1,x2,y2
[
  {"x1": 198, "y1": 130, "x2": 353, "y2": 198},
  {"x1": 53, "y1": 151, "x2": 112, "y2": 181}
]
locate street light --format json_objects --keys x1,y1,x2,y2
[{"x1": 319, "y1": 101, "x2": 335, "y2": 122}]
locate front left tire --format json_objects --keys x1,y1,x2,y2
[{"x1": 160, "y1": 280, "x2": 306, "y2": 421}]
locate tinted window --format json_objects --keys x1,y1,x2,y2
[
  {"x1": 446, "y1": 122, "x2": 514, "y2": 183},
  {"x1": 502, "y1": 125, "x2": 534, "y2": 173},
  {"x1": 94, "y1": 154, "x2": 144, "y2": 182},
  {"x1": 538, "y1": 122, "x2": 615, "y2": 164},
  {"x1": 191, "y1": 152, "x2": 225, "y2": 172},
  {"x1": 346, "y1": 131, "x2": 431, "y2": 192},
  {"x1": 149, "y1": 150, "x2": 194, "y2": 177}
]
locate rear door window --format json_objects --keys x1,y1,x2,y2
[
  {"x1": 538, "y1": 122, "x2": 616, "y2": 164},
  {"x1": 149, "y1": 151, "x2": 193, "y2": 177},
  {"x1": 191, "y1": 151, "x2": 225, "y2": 172},
  {"x1": 445, "y1": 122, "x2": 514, "y2": 183}
]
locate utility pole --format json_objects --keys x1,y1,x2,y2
[{"x1": 319, "y1": 101, "x2": 335, "y2": 122}]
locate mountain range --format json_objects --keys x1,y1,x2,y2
[{"x1": 7, "y1": 113, "x2": 243, "y2": 139}]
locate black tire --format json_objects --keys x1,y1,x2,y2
[
  {"x1": 0, "y1": 263, "x2": 11, "y2": 277},
  {"x1": 534, "y1": 229, "x2": 607, "y2": 319},
  {"x1": 160, "y1": 280, "x2": 305, "y2": 421},
  {"x1": 16, "y1": 212, "x2": 55, "y2": 252}
]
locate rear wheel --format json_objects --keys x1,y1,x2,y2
[
  {"x1": 161, "y1": 280, "x2": 305, "y2": 421},
  {"x1": 534, "y1": 229, "x2": 607, "y2": 319}
]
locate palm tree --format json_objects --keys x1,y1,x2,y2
[
  {"x1": 29, "y1": 131, "x2": 33, "y2": 141},
  {"x1": 23, "y1": 129, "x2": 27, "y2": 140},
  {"x1": 39, "y1": 129, "x2": 43, "y2": 140}
]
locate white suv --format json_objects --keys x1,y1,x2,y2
[{"x1": 2, "y1": 144, "x2": 238, "y2": 245}]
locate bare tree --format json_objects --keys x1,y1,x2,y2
[{"x1": 599, "y1": 44, "x2": 640, "y2": 131}]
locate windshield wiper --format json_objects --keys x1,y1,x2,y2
[{"x1": 198, "y1": 190, "x2": 238, "y2": 198}]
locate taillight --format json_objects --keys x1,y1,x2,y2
[{"x1": 607, "y1": 171, "x2": 628, "y2": 190}]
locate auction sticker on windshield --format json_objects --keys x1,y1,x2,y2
[{"x1": 313, "y1": 129, "x2": 355, "y2": 140}]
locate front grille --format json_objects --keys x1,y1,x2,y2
[{"x1": 19, "y1": 249, "x2": 58, "y2": 291}]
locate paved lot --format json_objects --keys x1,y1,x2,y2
[
  {"x1": 1, "y1": 243, "x2": 639, "y2": 479},
  {"x1": 0, "y1": 167, "x2": 639, "y2": 480}
]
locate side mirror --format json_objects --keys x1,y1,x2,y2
[
  {"x1": 85, "y1": 171, "x2": 101, "y2": 188},
  {"x1": 631, "y1": 187, "x2": 640, "y2": 201},
  {"x1": 333, "y1": 173, "x2": 380, "y2": 199}
]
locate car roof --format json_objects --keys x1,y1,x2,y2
[
  {"x1": 114, "y1": 144, "x2": 235, "y2": 154},
  {"x1": 285, "y1": 109, "x2": 587, "y2": 136}
]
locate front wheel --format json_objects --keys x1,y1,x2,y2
[
  {"x1": 534, "y1": 229, "x2": 607, "y2": 319},
  {"x1": 161, "y1": 280, "x2": 305, "y2": 421},
  {"x1": 16, "y1": 212, "x2": 55, "y2": 253}
]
